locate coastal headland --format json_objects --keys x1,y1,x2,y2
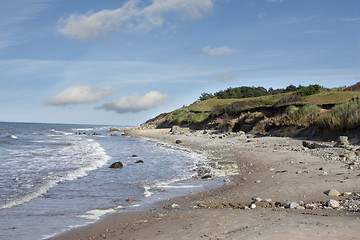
[{"x1": 51, "y1": 127, "x2": 360, "y2": 240}]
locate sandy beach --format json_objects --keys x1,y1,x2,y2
[{"x1": 51, "y1": 128, "x2": 360, "y2": 240}]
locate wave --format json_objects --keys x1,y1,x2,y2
[{"x1": 0, "y1": 138, "x2": 111, "y2": 210}]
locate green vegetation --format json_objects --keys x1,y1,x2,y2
[
  {"x1": 317, "y1": 98, "x2": 360, "y2": 130},
  {"x1": 197, "y1": 84, "x2": 319, "y2": 102},
  {"x1": 146, "y1": 83, "x2": 360, "y2": 133},
  {"x1": 285, "y1": 104, "x2": 322, "y2": 127},
  {"x1": 296, "y1": 84, "x2": 321, "y2": 96},
  {"x1": 166, "y1": 109, "x2": 209, "y2": 125}
]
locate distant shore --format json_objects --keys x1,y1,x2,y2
[{"x1": 51, "y1": 128, "x2": 360, "y2": 240}]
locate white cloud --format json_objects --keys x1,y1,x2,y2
[
  {"x1": 98, "y1": 91, "x2": 168, "y2": 113},
  {"x1": 338, "y1": 18, "x2": 360, "y2": 22},
  {"x1": 215, "y1": 73, "x2": 238, "y2": 82},
  {"x1": 193, "y1": 46, "x2": 236, "y2": 56},
  {"x1": 46, "y1": 85, "x2": 116, "y2": 105},
  {"x1": 57, "y1": 0, "x2": 214, "y2": 39}
]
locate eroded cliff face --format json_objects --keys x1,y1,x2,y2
[{"x1": 141, "y1": 107, "x2": 313, "y2": 137}]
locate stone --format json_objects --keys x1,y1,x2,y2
[
  {"x1": 171, "y1": 125, "x2": 181, "y2": 133},
  {"x1": 336, "y1": 136, "x2": 349, "y2": 146},
  {"x1": 305, "y1": 204, "x2": 317, "y2": 210},
  {"x1": 201, "y1": 175, "x2": 212, "y2": 179},
  {"x1": 175, "y1": 140, "x2": 183, "y2": 144},
  {"x1": 171, "y1": 203, "x2": 180, "y2": 209},
  {"x1": 109, "y1": 161, "x2": 123, "y2": 169},
  {"x1": 327, "y1": 199, "x2": 340, "y2": 208},
  {"x1": 342, "y1": 192, "x2": 352, "y2": 197},
  {"x1": 325, "y1": 189, "x2": 341, "y2": 197},
  {"x1": 131, "y1": 155, "x2": 138, "y2": 157},
  {"x1": 288, "y1": 202, "x2": 300, "y2": 209},
  {"x1": 250, "y1": 203, "x2": 257, "y2": 209},
  {"x1": 262, "y1": 199, "x2": 273, "y2": 203},
  {"x1": 135, "y1": 160, "x2": 144, "y2": 164}
]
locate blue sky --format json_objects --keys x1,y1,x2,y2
[{"x1": 0, "y1": 0, "x2": 359, "y2": 125}]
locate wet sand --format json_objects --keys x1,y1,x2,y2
[{"x1": 50, "y1": 129, "x2": 360, "y2": 240}]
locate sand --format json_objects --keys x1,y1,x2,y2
[{"x1": 50, "y1": 129, "x2": 360, "y2": 240}]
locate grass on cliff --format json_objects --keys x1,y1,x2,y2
[
  {"x1": 166, "y1": 109, "x2": 209, "y2": 125},
  {"x1": 186, "y1": 88, "x2": 360, "y2": 112}
]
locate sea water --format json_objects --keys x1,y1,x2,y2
[{"x1": 0, "y1": 122, "x2": 221, "y2": 240}]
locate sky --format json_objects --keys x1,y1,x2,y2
[{"x1": 0, "y1": 0, "x2": 359, "y2": 125}]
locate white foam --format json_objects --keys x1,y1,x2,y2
[
  {"x1": 144, "y1": 186, "x2": 153, "y2": 197},
  {"x1": 157, "y1": 185, "x2": 203, "y2": 189},
  {"x1": 0, "y1": 137, "x2": 111, "y2": 210},
  {"x1": 78, "y1": 208, "x2": 116, "y2": 220}
]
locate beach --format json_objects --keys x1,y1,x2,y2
[{"x1": 51, "y1": 128, "x2": 360, "y2": 240}]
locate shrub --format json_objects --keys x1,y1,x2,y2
[
  {"x1": 274, "y1": 94, "x2": 303, "y2": 107},
  {"x1": 166, "y1": 109, "x2": 209, "y2": 125},
  {"x1": 223, "y1": 100, "x2": 255, "y2": 116},
  {"x1": 317, "y1": 98, "x2": 360, "y2": 130},
  {"x1": 285, "y1": 104, "x2": 322, "y2": 127},
  {"x1": 296, "y1": 84, "x2": 322, "y2": 96}
]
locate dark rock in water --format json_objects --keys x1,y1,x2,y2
[
  {"x1": 201, "y1": 175, "x2": 212, "y2": 179},
  {"x1": 109, "y1": 162, "x2": 123, "y2": 169},
  {"x1": 175, "y1": 140, "x2": 183, "y2": 144},
  {"x1": 131, "y1": 155, "x2": 138, "y2": 157},
  {"x1": 135, "y1": 160, "x2": 144, "y2": 164}
]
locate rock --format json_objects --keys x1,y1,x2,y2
[
  {"x1": 175, "y1": 140, "x2": 183, "y2": 144},
  {"x1": 327, "y1": 199, "x2": 340, "y2": 208},
  {"x1": 131, "y1": 155, "x2": 138, "y2": 157},
  {"x1": 171, "y1": 125, "x2": 181, "y2": 133},
  {"x1": 201, "y1": 175, "x2": 212, "y2": 179},
  {"x1": 305, "y1": 204, "x2": 317, "y2": 210},
  {"x1": 325, "y1": 189, "x2": 341, "y2": 197},
  {"x1": 109, "y1": 161, "x2": 123, "y2": 169},
  {"x1": 336, "y1": 136, "x2": 349, "y2": 147},
  {"x1": 342, "y1": 192, "x2": 352, "y2": 197},
  {"x1": 262, "y1": 199, "x2": 272, "y2": 203},
  {"x1": 171, "y1": 203, "x2": 180, "y2": 209},
  {"x1": 241, "y1": 177, "x2": 248, "y2": 181},
  {"x1": 135, "y1": 160, "x2": 144, "y2": 164},
  {"x1": 250, "y1": 203, "x2": 257, "y2": 209},
  {"x1": 288, "y1": 202, "x2": 300, "y2": 209},
  {"x1": 109, "y1": 127, "x2": 121, "y2": 132}
]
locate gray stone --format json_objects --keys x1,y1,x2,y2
[
  {"x1": 327, "y1": 199, "x2": 340, "y2": 208},
  {"x1": 288, "y1": 202, "x2": 300, "y2": 209},
  {"x1": 175, "y1": 140, "x2": 183, "y2": 144},
  {"x1": 337, "y1": 136, "x2": 349, "y2": 146}
]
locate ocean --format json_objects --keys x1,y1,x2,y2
[{"x1": 0, "y1": 122, "x2": 221, "y2": 240}]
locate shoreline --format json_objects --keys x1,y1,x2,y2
[{"x1": 50, "y1": 128, "x2": 360, "y2": 240}]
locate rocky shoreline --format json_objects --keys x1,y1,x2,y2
[{"x1": 51, "y1": 128, "x2": 360, "y2": 240}]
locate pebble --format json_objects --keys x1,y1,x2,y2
[
  {"x1": 327, "y1": 199, "x2": 340, "y2": 208},
  {"x1": 288, "y1": 202, "x2": 300, "y2": 209},
  {"x1": 250, "y1": 203, "x2": 257, "y2": 209}
]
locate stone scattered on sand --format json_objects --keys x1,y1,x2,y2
[
  {"x1": 135, "y1": 160, "x2": 144, "y2": 164},
  {"x1": 336, "y1": 136, "x2": 349, "y2": 147},
  {"x1": 241, "y1": 177, "x2": 248, "y2": 181},
  {"x1": 343, "y1": 192, "x2": 352, "y2": 197},
  {"x1": 131, "y1": 155, "x2": 138, "y2": 157},
  {"x1": 175, "y1": 140, "x2": 183, "y2": 144},
  {"x1": 171, "y1": 203, "x2": 180, "y2": 209},
  {"x1": 288, "y1": 202, "x2": 300, "y2": 209},
  {"x1": 327, "y1": 199, "x2": 340, "y2": 208},
  {"x1": 325, "y1": 189, "x2": 341, "y2": 197},
  {"x1": 250, "y1": 203, "x2": 256, "y2": 209},
  {"x1": 109, "y1": 161, "x2": 123, "y2": 169},
  {"x1": 201, "y1": 175, "x2": 212, "y2": 179}
]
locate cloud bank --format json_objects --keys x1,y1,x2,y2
[
  {"x1": 57, "y1": 0, "x2": 214, "y2": 39},
  {"x1": 192, "y1": 46, "x2": 236, "y2": 56},
  {"x1": 215, "y1": 73, "x2": 238, "y2": 82},
  {"x1": 46, "y1": 85, "x2": 116, "y2": 105},
  {"x1": 98, "y1": 90, "x2": 168, "y2": 113}
]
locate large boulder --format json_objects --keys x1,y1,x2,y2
[{"x1": 109, "y1": 161, "x2": 123, "y2": 169}]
